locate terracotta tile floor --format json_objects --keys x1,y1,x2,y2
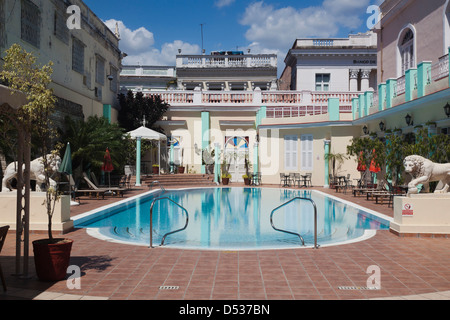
[{"x1": 1, "y1": 183, "x2": 449, "y2": 300}]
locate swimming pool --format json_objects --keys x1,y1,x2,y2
[{"x1": 74, "y1": 187, "x2": 391, "y2": 250}]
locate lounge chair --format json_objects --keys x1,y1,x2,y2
[
  {"x1": 82, "y1": 173, "x2": 125, "y2": 198},
  {"x1": 0, "y1": 225, "x2": 10, "y2": 291}
]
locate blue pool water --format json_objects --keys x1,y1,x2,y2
[{"x1": 74, "y1": 187, "x2": 390, "y2": 250}]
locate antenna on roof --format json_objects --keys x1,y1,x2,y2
[{"x1": 200, "y1": 23, "x2": 205, "y2": 53}]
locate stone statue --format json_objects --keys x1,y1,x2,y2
[
  {"x1": 2, "y1": 154, "x2": 61, "y2": 192},
  {"x1": 403, "y1": 155, "x2": 450, "y2": 194}
]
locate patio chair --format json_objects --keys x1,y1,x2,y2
[
  {"x1": 280, "y1": 173, "x2": 288, "y2": 187},
  {"x1": 304, "y1": 173, "x2": 312, "y2": 187},
  {"x1": 294, "y1": 173, "x2": 301, "y2": 187},
  {"x1": 251, "y1": 172, "x2": 261, "y2": 186},
  {"x1": 288, "y1": 173, "x2": 296, "y2": 187},
  {"x1": 0, "y1": 225, "x2": 10, "y2": 291}
]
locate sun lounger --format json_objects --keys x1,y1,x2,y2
[{"x1": 82, "y1": 173, "x2": 125, "y2": 197}]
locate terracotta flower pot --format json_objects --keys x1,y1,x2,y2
[
  {"x1": 243, "y1": 178, "x2": 250, "y2": 185},
  {"x1": 33, "y1": 238, "x2": 73, "y2": 282},
  {"x1": 222, "y1": 177, "x2": 229, "y2": 185},
  {"x1": 152, "y1": 166, "x2": 159, "y2": 174},
  {"x1": 178, "y1": 166, "x2": 185, "y2": 174}
]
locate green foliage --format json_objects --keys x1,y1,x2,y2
[
  {"x1": 117, "y1": 90, "x2": 169, "y2": 131},
  {"x1": 346, "y1": 136, "x2": 386, "y2": 171},
  {"x1": 61, "y1": 116, "x2": 129, "y2": 177}
]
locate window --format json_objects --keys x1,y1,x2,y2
[
  {"x1": 95, "y1": 55, "x2": 105, "y2": 85},
  {"x1": 300, "y1": 134, "x2": 313, "y2": 171},
  {"x1": 315, "y1": 74, "x2": 330, "y2": 91},
  {"x1": 54, "y1": 7, "x2": 69, "y2": 44},
  {"x1": 399, "y1": 29, "x2": 415, "y2": 75},
  {"x1": 72, "y1": 37, "x2": 85, "y2": 74},
  {"x1": 284, "y1": 135, "x2": 298, "y2": 171},
  {"x1": 21, "y1": 0, "x2": 41, "y2": 48}
]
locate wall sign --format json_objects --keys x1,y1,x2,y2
[{"x1": 402, "y1": 203, "x2": 414, "y2": 216}]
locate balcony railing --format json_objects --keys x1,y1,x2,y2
[
  {"x1": 143, "y1": 90, "x2": 360, "y2": 119},
  {"x1": 430, "y1": 54, "x2": 449, "y2": 81},
  {"x1": 394, "y1": 75, "x2": 406, "y2": 96},
  {"x1": 176, "y1": 54, "x2": 277, "y2": 69}
]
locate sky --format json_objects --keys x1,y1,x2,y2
[{"x1": 84, "y1": 0, "x2": 383, "y2": 72}]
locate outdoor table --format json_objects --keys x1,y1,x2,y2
[
  {"x1": 300, "y1": 175, "x2": 309, "y2": 187},
  {"x1": 282, "y1": 174, "x2": 290, "y2": 187}
]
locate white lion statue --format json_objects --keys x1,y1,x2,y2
[
  {"x1": 403, "y1": 155, "x2": 450, "y2": 195},
  {"x1": 1, "y1": 154, "x2": 61, "y2": 192}
]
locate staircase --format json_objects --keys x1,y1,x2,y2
[{"x1": 139, "y1": 173, "x2": 216, "y2": 189}]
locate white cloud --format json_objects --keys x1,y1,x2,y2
[
  {"x1": 240, "y1": 0, "x2": 372, "y2": 50},
  {"x1": 239, "y1": 0, "x2": 373, "y2": 74},
  {"x1": 215, "y1": 0, "x2": 235, "y2": 8},
  {"x1": 104, "y1": 19, "x2": 200, "y2": 66}
]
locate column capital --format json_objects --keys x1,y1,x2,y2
[{"x1": 349, "y1": 69, "x2": 359, "y2": 79}]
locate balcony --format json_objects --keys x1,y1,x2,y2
[
  {"x1": 144, "y1": 89, "x2": 360, "y2": 122},
  {"x1": 352, "y1": 51, "x2": 450, "y2": 121},
  {"x1": 176, "y1": 54, "x2": 277, "y2": 69}
]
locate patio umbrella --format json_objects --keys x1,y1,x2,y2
[
  {"x1": 58, "y1": 142, "x2": 72, "y2": 175},
  {"x1": 101, "y1": 148, "x2": 114, "y2": 192}
]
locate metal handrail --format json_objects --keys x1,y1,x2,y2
[
  {"x1": 270, "y1": 197, "x2": 319, "y2": 249},
  {"x1": 149, "y1": 197, "x2": 189, "y2": 248},
  {"x1": 149, "y1": 180, "x2": 165, "y2": 193}
]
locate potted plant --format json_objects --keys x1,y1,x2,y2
[
  {"x1": 178, "y1": 148, "x2": 185, "y2": 173},
  {"x1": 1, "y1": 44, "x2": 73, "y2": 281},
  {"x1": 243, "y1": 154, "x2": 252, "y2": 185},
  {"x1": 152, "y1": 164, "x2": 159, "y2": 174},
  {"x1": 221, "y1": 156, "x2": 231, "y2": 185}
]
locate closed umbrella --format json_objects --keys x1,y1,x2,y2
[
  {"x1": 369, "y1": 149, "x2": 381, "y2": 173},
  {"x1": 101, "y1": 148, "x2": 114, "y2": 193},
  {"x1": 357, "y1": 151, "x2": 367, "y2": 172},
  {"x1": 58, "y1": 142, "x2": 72, "y2": 175}
]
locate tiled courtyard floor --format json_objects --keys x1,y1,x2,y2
[{"x1": 0, "y1": 183, "x2": 449, "y2": 301}]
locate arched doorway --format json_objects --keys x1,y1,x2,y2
[{"x1": 224, "y1": 136, "x2": 249, "y2": 182}]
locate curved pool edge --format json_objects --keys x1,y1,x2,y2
[{"x1": 73, "y1": 186, "x2": 391, "y2": 251}]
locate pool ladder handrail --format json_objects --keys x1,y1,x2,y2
[
  {"x1": 270, "y1": 197, "x2": 319, "y2": 249},
  {"x1": 149, "y1": 180, "x2": 166, "y2": 193},
  {"x1": 149, "y1": 197, "x2": 189, "y2": 248}
]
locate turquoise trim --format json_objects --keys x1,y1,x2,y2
[
  {"x1": 351, "y1": 98, "x2": 358, "y2": 120},
  {"x1": 386, "y1": 78, "x2": 397, "y2": 109},
  {"x1": 103, "y1": 104, "x2": 111, "y2": 123},
  {"x1": 417, "y1": 62, "x2": 431, "y2": 98},
  {"x1": 201, "y1": 111, "x2": 210, "y2": 174},
  {"x1": 378, "y1": 83, "x2": 386, "y2": 111},
  {"x1": 135, "y1": 137, "x2": 141, "y2": 186},
  {"x1": 405, "y1": 68, "x2": 417, "y2": 102},
  {"x1": 328, "y1": 98, "x2": 340, "y2": 121}
]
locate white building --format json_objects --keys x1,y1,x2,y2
[
  {"x1": 120, "y1": 65, "x2": 177, "y2": 93},
  {"x1": 281, "y1": 32, "x2": 377, "y2": 93}
]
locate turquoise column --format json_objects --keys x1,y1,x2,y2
[
  {"x1": 253, "y1": 142, "x2": 259, "y2": 174},
  {"x1": 358, "y1": 94, "x2": 365, "y2": 118},
  {"x1": 378, "y1": 83, "x2": 386, "y2": 111},
  {"x1": 103, "y1": 104, "x2": 111, "y2": 123},
  {"x1": 364, "y1": 91, "x2": 373, "y2": 115},
  {"x1": 324, "y1": 140, "x2": 331, "y2": 188},
  {"x1": 386, "y1": 78, "x2": 397, "y2": 109},
  {"x1": 214, "y1": 143, "x2": 220, "y2": 183},
  {"x1": 201, "y1": 111, "x2": 210, "y2": 174},
  {"x1": 169, "y1": 143, "x2": 174, "y2": 173},
  {"x1": 328, "y1": 98, "x2": 340, "y2": 121},
  {"x1": 405, "y1": 68, "x2": 417, "y2": 102},
  {"x1": 351, "y1": 98, "x2": 358, "y2": 120},
  {"x1": 135, "y1": 136, "x2": 141, "y2": 186},
  {"x1": 417, "y1": 61, "x2": 432, "y2": 98}
]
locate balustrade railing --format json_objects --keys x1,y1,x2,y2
[
  {"x1": 394, "y1": 75, "x2": 406, "y2": 96},
  {"x1": 430, "y1": 54, "x2": 449, "y2": 81}
]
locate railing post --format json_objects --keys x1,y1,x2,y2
[
  {"x1": 405, "y1": 68, "x2": 417, "y2": 102},
  {"x1": 417, "y1": 61, "x2": 432, "y2": 98},
  {"x1": 328, "y1": 97, "x2": 340, "y2": 121},
  {"x1": 385, "y1": 78, "x2": 397, "y2": 109}
]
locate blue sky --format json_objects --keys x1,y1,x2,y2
[{"x1": 84, "y1": 0, "x2": 381, "y2": 70}]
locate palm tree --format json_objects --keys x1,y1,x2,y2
[{"x1": 325, "y1": 152, "x2": 348, "y2": 177}]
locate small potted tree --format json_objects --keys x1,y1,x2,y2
[
  {"x1": 1, "y1": 44, "x2": 73, "y2": 281},
  {"x1": 242, "y1": 154, "x2": 252, "y2": 185},
  {"x1": 221, "y1": 156, "x2": 231, "y2": 185},
  {"x1": 152, "y1": 164, "x2": 159, "y2": 174}
]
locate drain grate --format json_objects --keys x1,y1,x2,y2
[
  {"x1": 338, "y1": 286, "x2": 379, "y2": 290},
  {"x1": 159, "y1": 285, "x2": 179, "y2": 290}
]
